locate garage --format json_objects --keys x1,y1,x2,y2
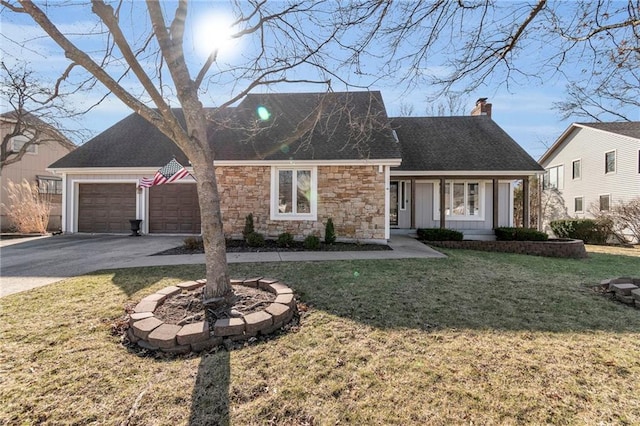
[
  {"x1": 78, "y1": 183, "x2": 136, "y2": 233},
  {"x1": 149, "y1": 184, "x2": 201, "y2": 234}
]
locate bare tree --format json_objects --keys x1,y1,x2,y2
[
  {"x1": 0, "y1": 62, "x2": 78, "y2": 173},
  {"x1": 3, "y1": 0, "x2": 637, "y2": 309},
  {"x1": 339, "y1": 0, "x2": 639, "y2": 120},
  {"x1": 426, "y1": 92, "x2": 469, "y2": 116},
  {"x1": 0, "y1": 0, "x2": 369, "y2": 308}
]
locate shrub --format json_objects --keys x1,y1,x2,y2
[
  {"x1": 550, "y1": 219, "x2": 609, "y2": 244},
  {"x1": 495, "y1": 227, "x2": 548, "y2": 241},
  {"x1": 183, "y1": 236, "x2": 203, "y2": 250},
  {"x1": 324, "y1": 218, "x2": 336, "y2": 244},
  {"x1": 276, "y1": 232, "x2": 295, "y2": 248},
  {"x1": 2, "y1": 179, "x2": 51, "y2": 234},
  {"x1": 416, "y1": 228, "x2": 463, "y2": 241},
  {"x1": 246, "y1": 232, "x2": 265, "y2": 247},
  {"x1": 303, "y1": 235, "x2": 321, "y2": 249},
  {"x1": 243, "y1": 213, "x2": 255, "y2": 240}
]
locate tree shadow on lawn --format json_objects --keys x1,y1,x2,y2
[
  {"x1": 188, "y1": 349, "x2": 231, "y2": 426},
  {"x1": 108, "y1": 264, "x2": 206, "y2": 297},
  {"x1": 227, "y1": 252, "x2": 640, "y2": 334}
]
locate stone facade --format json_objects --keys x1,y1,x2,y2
[{"x1": 216, "y1": 165, "x2": 385, "y2": 240}]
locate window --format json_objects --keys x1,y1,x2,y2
[
  {"x1": 10, "y1": 135, "x2": 37, "y2": 154},
  {"x1": 399, "y1": 181, "x2": 407, "y2": 210},
  {"x1": 271, "y1": 166, "x2": 317, "y2": 220},
  {"x1": 599, "y1": 194, "x2": 610, "y2": 211},
  {"x1": 37, "y1": 176, "x2": 62, "y2": 194},
  {"x1": 435, "y1": 181, "x2": 482, "y2": 219},
  {"x1": 543, "y1": 165, "x2": 564, "y2": 189},
  {"x1": 605, "y1": 151, "x2": 616, "y2": 174},
  {"x1": 574, "y1": 197, "x2": 583, "y2": 213},
  {"x1": 572, "y1": 159, "x2": 581, "y2": 180}
]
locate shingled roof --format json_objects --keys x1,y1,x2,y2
[
  {"x1": 390, "y1": 116, "x2": 543, "y2": 173},
  {"x1": 50, "y1": 91, "x2": 401, "y2": 168},
  {"x1": 578, "y1": 121, "x2": 640, "y2": 140}
]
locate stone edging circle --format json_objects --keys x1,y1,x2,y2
[{"x1": 125, "y1": 278, "x2": 297, "y2": 354}]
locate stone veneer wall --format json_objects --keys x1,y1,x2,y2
[{"x1": 216, "y1": 165, "x2": 385, "y2": 240}]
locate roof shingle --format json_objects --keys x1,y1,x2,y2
[
  {"x1": 50, "y1": 91, "x2": 401, "y2": 168},
  {"x1": 390, "y1": 116, "x2": 542, "y2": 172}
]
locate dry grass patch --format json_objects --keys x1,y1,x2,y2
[
  {"x1": 1, "y1": 251, "x2": 639, "y2": 425},
  {"x1": 586, "y1": 244, "x2": 640, "y2": 257}
]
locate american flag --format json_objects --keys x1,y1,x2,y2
[{"x1": 139, "y1": 158, "x2": 192, "y2": 188}]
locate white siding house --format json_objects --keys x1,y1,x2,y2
[{"x1": 539, "y1": 122, "x2": 640, "y2": 241}]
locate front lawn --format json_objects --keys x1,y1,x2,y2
[{"x1": 1, "y1": 247, "x2": 639, "y2": 425}]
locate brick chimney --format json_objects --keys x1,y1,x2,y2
[{"x1": 471, "y1": 97, "x2": 492, "y2": 118}]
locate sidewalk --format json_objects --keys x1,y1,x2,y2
[
  {"x1": 130, "y1": 234, "x2": 446, "y2": 267},
  {"x1": 0, "y1": 234, "x2": 444, "y2": 297}
]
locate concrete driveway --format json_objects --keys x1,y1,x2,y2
[
  {"x1": 1, "y1": 233, "x2": 444, "y2": 298},
  {"x1": 0, "y1": 234, "x2": 192, "y2": 297}
]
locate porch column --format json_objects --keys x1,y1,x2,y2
[
  {"x1": 522, "y1": 177, "x2": 530, "y2": 228},
  {"x1": 410, "y1": 178, "x2": 416, "y2": 229},
  {"x1": 439, "y1": 177, "x2": 446, "y2": 229},
  {"x1": 493, "y1": 179, "x2": 499, "y2": 229},
  {"x1": 537, "y1": 177, "x2": 543, "y2": 231}
]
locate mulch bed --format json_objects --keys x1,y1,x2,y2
[
  {"x1": 154, "y1": 238, "x2": 391, "y2": 255},
  {"x1": 153, "y1": 285, "x2": 277, "y2": 325}
]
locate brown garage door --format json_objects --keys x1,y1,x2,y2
[
  {"x1": 78, "y1": 183, "x2": 136, "y2": 233},
  {"x1": 149, "y1": 184, "x2": 201, "y2": 233}
]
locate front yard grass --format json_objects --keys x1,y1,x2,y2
[{"x1": 1, "y1": 247, "x2": 639, "y2": 425}]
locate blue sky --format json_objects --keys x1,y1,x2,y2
[{"x1": 1, "y1": 1, "x2": 638, "y2": 161}]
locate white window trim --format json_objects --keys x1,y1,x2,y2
[
  {"x1": 605, "y1": 150, "x2": 616, "y2": 174},
  {"x1": 572, "y1": 158, "x2": 581, "y2": 180},
  {"x1": 574, "y1": 196, "x2": 584, "y2": 214},
  {"x1": 270, "y1": 166, "x2": 317, "y2": 221},
  {"x1": 10, "y1": 135, "x2": 37, "y2": 155},
  {"x1": 433, "y1": 180, "x2": 485, "y2": 221},
  {"x1": 543, "y1": 164, "x2": 564, "y2": 190}
]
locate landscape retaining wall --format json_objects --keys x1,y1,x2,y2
[{"x1": 424, "y1": 239, "x2": 587, "y2": 258}]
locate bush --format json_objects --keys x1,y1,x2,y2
[
  {"x1": 324, "y1": 218, "x2": 336, "y2": 244},
  {"x1": 495, "y1": 227, "x2": 548, "y2": 241},
  {"x1": 276, "y1": 232, "x2": 295, "y2": 248},
  {"x1": 3, "y1": 179, "x2": 51, "y2": 234},
  {"x1": 183, "y1": 236, "x2": 203, "y2": 250},
  {"x1": 416, "y1": 228, "x2": 463, "y2": 241},
  {"x1": 246, "y1": 232, "x2": 265, "y2": 247},
  {"x1": 550, "y1": 219, "x2": 609, "y2": 244},
  {"x1": 303, "y1": 235, "x2": 321, "y2": 249},
  {"x1": 243, "y1": 213, "x2": 255, "y2": 240}
]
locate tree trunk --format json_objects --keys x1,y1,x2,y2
[{"x1": 180, "y1": 110, "x2": 232, "y2": 307}]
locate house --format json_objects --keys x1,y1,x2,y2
[
  {"x1": 1, "y1": 111, "x2": 76, "y2": 231},
  {"x1": 390, "y1": 99, "x2": 543, "y2": 238},
  {"x1": 48, "y1": 92, "x2": 542, "y2": 241},
  {"x1": 539, "y1": 121, "x2": 640, "y2": 240}
]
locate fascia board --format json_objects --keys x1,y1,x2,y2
[{"x1": 390, "y1": 170, "x2": 545, "y2": 177}]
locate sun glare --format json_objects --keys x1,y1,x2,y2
[{"x1": 194, "y1": 13, "x2": 237, "y2": 58}]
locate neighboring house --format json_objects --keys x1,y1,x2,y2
[
  {"x1": 48, "y1": 92, "x2": 542, "y2": 241},
  {"x1": 539, "y1": 122, "x2": 640, "y2": 240},
  {"x1": 0, "y1": 111, "x2": 76, "y2": 232}
]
